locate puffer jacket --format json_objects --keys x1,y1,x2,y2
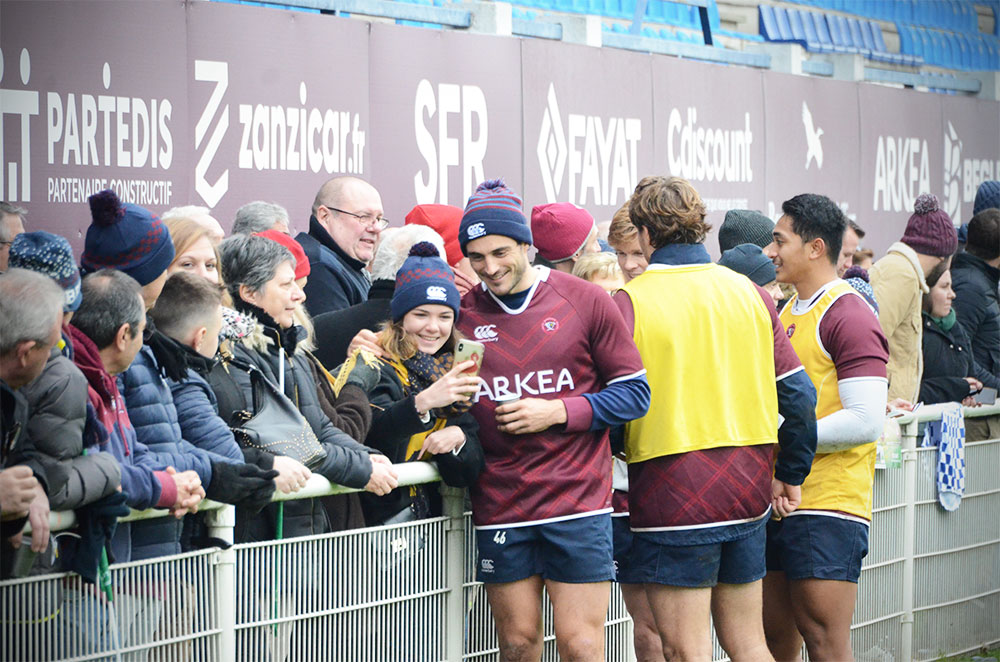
[
  {"x1": 216, "y1": 302, "x2": 378, "y2": 541},
  {"x1": 870, "y1": 242, "x2": 929, "y2": 402},
  {"x1": 362, "y1": 360, "x2": 483, "y2": 526},
  {"x1": 67, "y1": 325, "x2": 177, "y2": 564},
  {"x1": 951, "y1": 251, "x2": 1000, "y2": 380},
  {"x1": 19, "y1": 336, "x2": 120, "y2": 510},
  {"x1": 119, "y1": 334, "x2": 233, "y2": 560},
  {"x1": 920, "y1": 313, "x2": 1000, "y2": 404}
]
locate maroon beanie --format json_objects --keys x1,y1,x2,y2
[
  {"x1": 531, "y1": 203, "x2": 595, "y2": 262},
  {"x1": 900, "y1": 194, "x2": 957, "y2": 258}
]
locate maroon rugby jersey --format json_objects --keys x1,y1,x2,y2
[{"x1": 458, "y1": 267, "x2": 645, "y2": 528}]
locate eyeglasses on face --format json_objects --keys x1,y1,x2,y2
[{"x1": 321, "y1": 204, "x2": 388, "y2": 231}]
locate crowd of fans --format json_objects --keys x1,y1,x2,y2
[{"x1": 0, "y1": 171, "x2": 998, "y2": 661}]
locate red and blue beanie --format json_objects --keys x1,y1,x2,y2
[
  {"x1": 81, "y1": 189, "x2": 174, "y2": 286},
  {"x1": 391, "y1": 242, "x2": 461, "y2": 322},
  {"x1": 459, "y1": 179, "x2": 532, "y2": 255}
]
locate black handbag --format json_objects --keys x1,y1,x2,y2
[{"x1": 225, "y1": 355, "x2": 327, "y2": 469}]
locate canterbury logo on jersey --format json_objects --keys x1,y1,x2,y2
[
  {"x1": 474, "y1": 369, "x2": 576, "y2": 403},
  {"x1": 474, "y1": 324, "x2": 498, "y2": 342}
]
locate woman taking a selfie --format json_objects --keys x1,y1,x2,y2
[{"x1": 360, "y1": 242, "x2": 484, "y2": 526}]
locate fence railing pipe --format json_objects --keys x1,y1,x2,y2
[
  {"x1": 205, "y1": 504, "x2": 237, "y2": 662},
  {"x1": 441, "y1": 485, "x2": 466, "y2": 662},
  {"x1": 900, "y1": 415, "x2": 919, "y2": 662}
]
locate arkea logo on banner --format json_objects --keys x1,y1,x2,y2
[
  {"x1": 802, "y1": 102, "x2": 824, "y2": 170},
  {"x1": 872, "y1": 135, "x2": 929, "y2": 213},
  {"x1": 2, "y1": 48, "x2": 177, "y2": 206},
  {"x1": 943, "y1": 121, "x2": 999, "y2": 221},
  {"x1": 666, "y1": 107, "x2": 754, "y2": 184},
  {"x1": 413, "y1": 79, "x2": 488, "y2": 206},
  {"x1": 194, "y1": 60, "x2": 368, "y2": 208},
  {"x1": 536, "y1": 83, "x2": 641, "y2": 207}
]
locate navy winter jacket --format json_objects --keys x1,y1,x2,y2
[{"x1": 296, "y1": 215, "x2": 371, "y2": 317}]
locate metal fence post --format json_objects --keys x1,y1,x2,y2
[
  {"x1": 441, "y1": 486, "x2": 467, "y2": 662},
  {"x1": 900, "y1": 418, "x2": 919, "y2": 662},
  {"x1": 205, "y1": 504, "x2": 237, "y2": 662}
]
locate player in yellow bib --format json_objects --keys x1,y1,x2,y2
[{"x1": 762, "y1": 194, "x2": 889, "y2": 662}]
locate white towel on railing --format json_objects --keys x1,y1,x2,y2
[{"x1": 921, "y1": 403, "x2": 966, "y2": 512}]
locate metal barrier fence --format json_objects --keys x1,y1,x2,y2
[{"x1": 2, "y1": 404, "x2": 998, "y2": 661}]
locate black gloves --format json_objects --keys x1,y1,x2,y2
[
  {"x1": 344, "y1": 359, "x2": 380, "y2": 393},
  {"x1": 61, "y1": 490, "x2": 131, "y2": 583},
  {"x1": 206, "y1": 462, "x2": 278, "y2": 514}
]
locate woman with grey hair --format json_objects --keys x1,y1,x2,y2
[{"x1": 213, "y1": 233, "x2": 398, "y2": 541}]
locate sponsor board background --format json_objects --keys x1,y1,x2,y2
[
  {"x1": 185, "y1": 2, "x2": 371, "y2": 235},
  {"x1": 1, "y1": 0, "x2": 189, "y2": 251},
  {"x1": 2, "y1": 0, "x2": 998, "y2": 260},
  {"x1": 652, "y1": 57, "x2": 766, "y2": 257},
  {"x1": 368, "y1": 24, "x2": 522, "y2": 221},
  {"x1": 521, "y1": 39, "x2": 656, "y2": 221},
  {"x1": 762, "y1": 72, "x2": 862, "y2": 249}
]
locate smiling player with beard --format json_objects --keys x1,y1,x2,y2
[{"x1": 456, "y1": 179, "x2": 650, "y2": 662}]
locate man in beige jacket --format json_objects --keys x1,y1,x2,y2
[{"x1": 870, "y1": 194, "x2": 958, "y2": 404}]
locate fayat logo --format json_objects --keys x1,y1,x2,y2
[
  {"x1": 473, "y1": 324, "x2": 498, "y2": 342},
  {"x1": 413, "y1": 79, "x2": 488, "y2": 206},
  {"x1": 802, "y1": 102, "x2": 824, "y2": 171},
  {"x1": 536, "y1": 83, "x2": 641, "y2": 207},
  {"x1": 426, "y1": 285, "x2": 447, "y2": 301},
  {"x1": 194, "y1": 61, "x2": 368, "y2": 208},
  {"x1": 942, "y1": 121, "x2": 1000, "y2": 221}
]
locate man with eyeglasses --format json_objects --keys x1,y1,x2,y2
[
  {"x1": 0, "y1": 202, "x2": 27, "y2": 273},
  {"x1": 295, "y1": 177, "x2": 389, "y2": 316}
]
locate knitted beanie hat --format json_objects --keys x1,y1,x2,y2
[
  {"x1": 718, "y1": 209, "x2": 774, "y2": 252},
  {"x1": 405, "y1": 204, "x2": 464, "y2": 267},
  {"x1": 9, "y1": 231, "x2": 82, "y2": 312},
  {"x1": 391, "y1": 242, "x2": 460, "y2": 322},
  {"x1": 255, "y1": 230, "x2": 310, "y2": 280},
  {"x1": 719, "y1": 243, "x2": 777, "y2": 287},
  {"x1": 973, "y1": 180, "x2": 1000, "y2": 215},
  {"x1": 530, "y1": 203, "x2": 596, "y2": 262},
  {"x1": 901, "y1": 194, "x2": 957, "y2": 258},
  {"x1": 81, "y1": 189, "x2": 174, "y2": 286},
  {"x1": 459, "y1": 179, "x2": 532, "y2": 255}
]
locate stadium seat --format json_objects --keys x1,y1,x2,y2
[
  {"x1": 787, "y1": 9, "x2": 822, "y2": 51},
  {"x1": 846, "y1": 17, "x2": 871, "y2": 56},
  {"x1": 812, "y1": 12, "x2": 848, "y2": 53},
  {"x1": 759, "y1": 5, "x2": 781, "y2": 42}
]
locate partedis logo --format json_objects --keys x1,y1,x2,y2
[
  {"x1": 2, "y1": 48, "x2": 176, "y2": 206},
  {"x1": 194, "y1": 60, "x2": 368, "y2": 208},
  {"x1": 536, "y1": 83, "x2": 641, "y2": 207}
]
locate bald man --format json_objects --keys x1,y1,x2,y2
[{"x1": 295, "y1": 177, "x2": 388, "y2": 316}]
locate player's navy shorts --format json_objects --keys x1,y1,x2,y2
[
  {"x1": 474, "y1": 513, "x2": 615, "y2": 584},
  {"x1": 630, "y1": 520, "x2": 767, "y2": 588},
  {"x1": 611, "y1": 515, "x2": 644, "y2": 584},
  {"x1": 766, "y1": 514, "x2": 869, "y2": 583}
]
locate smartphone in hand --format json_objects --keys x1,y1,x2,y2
[
  {"x1": 455, "y1": 339, "x2": 485, "y2": 378},
  {"x1": 973, "y1": 387, "x2": 997, "y2": 405}
]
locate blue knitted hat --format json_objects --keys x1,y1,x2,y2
[
  {"x1": 719, "y1": 243, "x2": 777, "y2": 287},
  {"x1": 391, "y1": 242, "x2": 461, "y2": 323},
  {"x1": 973, "y1": 180, "x2": 1000, "y2": 215},
  {"x1": 9, "y1": 231, "x2": 82, "y2": 312},
  {"x1": 81, "y1": 189, "x2": 174, "y2": 286},
  {"x1": 459, "y1": 179, "x2": 533, "y2": 255}
]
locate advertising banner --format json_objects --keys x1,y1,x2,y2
[
  {"x1": 368, "y1": 24, "x2": 522, "y2": 221},
  {"x1": 858, "y1": 84, "x2": 944, "y2": 255},
  {"x1": 521, "y1": 39, "x2": 655, "y2": 222},
  {"x1": 762, "y1": 71, "x2": 862, "y2": 232},
  {"x1": 186, "y1": 2, "x2": 371, "y2": 233},
  {"x1": 940, "y1": 95, "x2": 1000, "y2": 227},
  {"x1": 651, "y1": 56, "x2": 766, "y2": 254},
  {"x1": 1, "y1": 0, "x2": 189, "y2": 251}
]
